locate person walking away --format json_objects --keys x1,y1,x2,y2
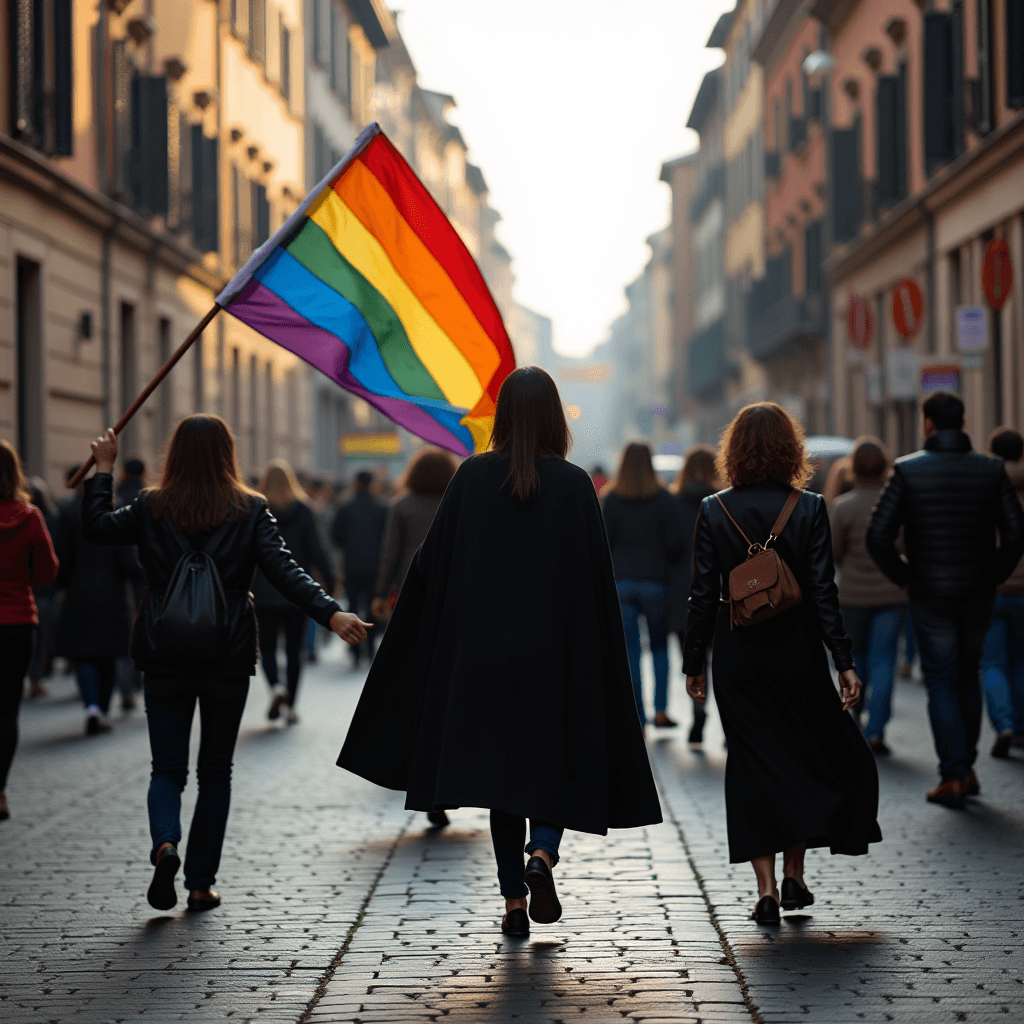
[
  {"x1": 0, "y1": 441, "x2": 59, "y2": 821},
  {"x1": 370, "y1": 447, "x2": 458, "y2": 829},
  {"x1": 26, "y1": 476, "x2": 62, "y2": 697},
  {"x1": 602, "y1": 443, "x2": 686, "y2": 727},
  {"x1": 684, "y1": 403, "x2": 881, "y2": 926},
  {"x1": 829, "y1": 438, "x2": 908, "y2": 756},
  {"x1": 252, "y1": 460, "x2": 335, "y2": 724},
  {"x1": 332, "y1": 470, "x2": 388, "y2": 666},
  {"x1": 114, "y1": 457, "x2": 147, "y2": 712},
  {"x1": 83, "y1": 416, "x2": 369, "y2": 913},
  {"x1": 669, "y1": 445, "x2": 719, "y2": 743},
  {"x1": 866, "y1": 392, "x2": 1024, "y2": 807},
  {"x1": 981, "y1": 428, "x2": 1024, "y2": 758},
  {"x1": 337, "y1": 367, "x2": 661, "y2": 938},
  {"x1": 56, "y1": 472, "x2": 144, "y2": 735},
  {"x1": 822, "y1": 456, "x2": 855, "y2": 504}
]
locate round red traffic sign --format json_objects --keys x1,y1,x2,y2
[
  {"x1": 983, "y1": 239, "x2": 1012, "y2": 310},
  {"x1": 846, "y1": 294, "x2": 874, "y2": 349},
  {"x1": 892, "y1": 278, "x2": 924, "y2": 338}
]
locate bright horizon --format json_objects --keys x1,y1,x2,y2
[{"x1": 393, "y1": 0, "x2": 732, "y2": 357}]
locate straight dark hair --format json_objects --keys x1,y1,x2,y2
[
  {"x1": 149, "y1": 415, "x2": 258, "y2": 533},
  {"x1": 922, "y1": 390, "x2": 964, "y2": 430},
  {"x1": 609, "y1": 442, "x2": 661, "y2": 500},
  {"x1": 489, "y1": 366, "x2": 571, "y2": 501}
]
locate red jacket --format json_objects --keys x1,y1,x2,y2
[{"x1": 0, "y1": 500, "x2": 59, "y2": 625}]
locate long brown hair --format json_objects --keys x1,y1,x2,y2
[
  {"x1": 258, "y1": 459, "x2": 308, "y2": 509},
  {"x1": 673, "y1": 444, "x2": 717, "y2": 494},
  {"x1": 404, "y1": 448, "x2": 457, "y2": 496},
  {"x1": 0, "y1": 439, "x2": 30, "y2": 503},
  {"x1": 489, "y1": 366, "x2": 571, "y2": 501},
  {"x1": 716, "y1": 402, "x2": 813, "y2": 488},
  {"x1": 608, "y1": 442, "x2": 661, "y2": 500},
  {"x1": 148, "y1": 415, "x2": 258, "y2": 532}
]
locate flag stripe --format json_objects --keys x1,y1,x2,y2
[
  {"x1": 286, "y1": 220, "x2": 446, "y2": 402},
  {"x1": 309, "y1": 189, "x2": 484, "y2": 411},
  {"x1": 334, "y1": 161, "x2": 501, "y2": 385},
  {"x1": 228, "y1": 278, "x2": 474, "y2": 455}
]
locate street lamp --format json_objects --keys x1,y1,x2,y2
[{"x1": 802, "y1": 50, "x2": 837, "y2": 84}]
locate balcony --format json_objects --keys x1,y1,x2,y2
[
  {"x1": 788, "y1": 115, "x2": 808, "y2": 152},
  {"x1": 746, "y1": 293, "x2": 825, "y2": 362},
  {"x1": 686, "y1": 318, "x2": 733, "y2": 399},
  {"x1": 689, "y1": 162, "x2": 724, "y2": 225},
  {"x1": 765, "y1": 150, "x2": 781, "y2": 179}
]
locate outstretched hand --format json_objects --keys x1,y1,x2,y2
[
  {"x1": 686, "y1": 674, "x2": 707, "y2": 704},
  {"x1": 330, "y1": 610, "x2": 373, "y2": 646},
  {"x1": 90, "y1": 428, "x2": 118, "y2": 474},
  {"x1": 838, "y1": 668, "x2": 862, "y2": 710}
]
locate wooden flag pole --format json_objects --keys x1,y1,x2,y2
[{"x1": 67, "y1": 303, "x2": 222, "y2": 488}]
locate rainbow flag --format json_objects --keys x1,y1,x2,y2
[{"x1": 216, "y1": 123, "x2": 516, "y2": 456}]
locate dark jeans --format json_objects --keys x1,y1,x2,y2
[
  {"x1": 0, "y1": 625, "x2": 34, "y2": 790},
  {"x1": 616, "y1": 578, "x2": 671, "y2": 724},
  {"x1": 345, "y1": 571, "x2": 378, "y2": 663},
  {"x1": 76, "y1": 658, "x2": 116, "y2": 714},
  {"x1": 28, "y1": 593, "x2": 58, "y2": 683},
  {"x1": 910, "y1": 596, "x2": 994, "y2": 780},
  {"x1": 257, "y1": 607, "x2": 307, "y2": 706},
  {"x1": 489, "y1": 809, "x2": 564, "y2": 898},
  {"x1": 841, "y1": 604, "x2": 906, "y2": 741},
  {"x1": 980, "y1": 594, "x2": 1024, "y2": 735},
  {"x1": 144, "y1": 673, "x2": 249, "y2": 891}
]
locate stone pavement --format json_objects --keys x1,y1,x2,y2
[{"x1": 1, "y1": 640, "x2": 1022, "y2": 1024}]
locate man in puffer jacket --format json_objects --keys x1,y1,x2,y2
[
  {"x1": 867, "y1": 392, "x2": 1024, "y2": 808},
  {"x1": 981, "y1": 428, "x2": 1024, "y2": 759}
]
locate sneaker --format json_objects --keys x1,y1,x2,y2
[
  {"x1": 868, "y1": 737, "x2": 890, "y2": 756},
  {"x1": 926, "y1": 778, "x2": 967, "y2": 809},
  {"x1": 991, "y1": 729, "x2": 1014, "y2": 759},
  {"x1": 654, "y1": 712, "x2": 678, "y2": 728},
  {"x1": 267, "y1": 685, "x2": 288, "y2": 721},
  {"x1": 86, "y1": 713, "x2": 112, "y2": 735}
]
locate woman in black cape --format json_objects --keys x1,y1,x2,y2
[
  {"x1": 337, "y1": 367, "x2": 662, "y2": 938},
  {"x1": 683, "y1": 403, "x2": 881, "y2": 926}
]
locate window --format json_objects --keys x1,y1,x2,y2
[
  {"x1": 251, "y1": 182, "x2": 270, "y2": 248},
  {"x1": 280, "y1": 20, "x2": 291, "y2": 102},
  {"x1": 313, "y1": 0, "x2": 325, "y2": 66},
  {"x1": 158, "y1": 318, "x2": 173, "y2": 444},
  {"x1": 230, "y1": 0, "x2": 248, "y2": 36},
  {"x1": 248, "y1": 0, "x2": 266, "y2": 66},
  {"x1": 15, "y1": 257, "x2": 44, "y2": 475},
  {"x1": 190, "y1": 126, "x2": 219, "y2": 253},
  {"x1": 831, "y1": 122, "x2": 862, "y2": 242},
  {"x1": 876, "y1": 68, "x2": 908, "y2": 205},
  {"x1": 1006, "y1": 0, "x2": 1024, "y2": 108},
  {"x1": 976, "y1": 0, "x2": 994, "y2": 133}
]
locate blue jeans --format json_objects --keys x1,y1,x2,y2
[
  {"x1": 903, "y1": 607, "x2": 916, "y2": 664},
  {"x1": 980, "y1": 594, "x2": 1024, "y2": 735},
  {"x1": 841, "y1": 605, "x2": 906, "y2": 741},
  {"x1": 144, "y1": 674, "x2": 249, "y2": 891},
  {"x1": 616, "y1": 579, "x2": 670, "y2": 725},
  {"x1": 76, "y1": 658, "x2": 116, "y2": 715},
  {"x1": 489, "y1": 809, "x2": 564, "y2": 898},
  {"x1": 910, "y1": 597, "x2": 994, "y2": 780}
]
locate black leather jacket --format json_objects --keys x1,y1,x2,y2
[
  {"x1": 83, "y1": 473, "x2": 341, "y2": 675},
  {"x1": 866, "y1": 430, "x2": 1024, "y2": 601},
  {"x1": 682, "y1": 481, "x2": 853, "y2": 676}
]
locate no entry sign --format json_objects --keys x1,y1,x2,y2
[
  {"x1": 846, "y1": 294, "x2": 874, "y2": 349},
  {"x1": 983, "y1": 239, "x2": 1012, "y2": 309},
  {"x1": 893, "y1": 278, "x2": 924, "y2": 338}
]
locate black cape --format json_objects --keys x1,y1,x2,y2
[{"x1": 337, "y1": 454, "x2": 663, "y2": 836}]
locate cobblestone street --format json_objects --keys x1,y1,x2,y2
[{"x1": 2, "y1": 642, "x2": 1022, "y2": 1023}]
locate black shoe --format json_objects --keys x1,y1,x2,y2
[
  {"x1": 147, "y1": 845, "x2": 181, "y2": 911},
  {"x1": 654, "y1": 712, "x2": 678, "y2": 728},
  {"x1": 964, "y1": 771, "x2": 980, "y2": 796},
  {"x1": 992, "y1": 729, "x2": 1014, "y2": 759},
  {"x1": 501, "y1": 907, "x2": 530, "y2": 937},
  {"x1": 752, "y1": 894, "x2": 780, "y2": 925},
  {"x1": 186, "y1": 889, "x2": 221, "y2": 912},
  {"x1": 868, "y1": 737, "x2": 890, "y2": 756},
  {"x1": 426, "y1": 810, "x2": 450, "y2": 828},
  {"x1": 524, "y1": 856, "x2": 562, "y2": 924},
  {"x1": 687, "y1": 722, "x2": 704, "y2": 744},
  {"x1": 780, "y1": 877, "x2": 814, "y2": 911}
]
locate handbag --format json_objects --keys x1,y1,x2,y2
[{"x1": 715, "y1": 488, "x2": 803, "y2": 629}]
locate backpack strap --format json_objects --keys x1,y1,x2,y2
[
  {"x1": 714, "y1": 494, "x2": 754, "y2": 548},
  {"x1": 767, "y1": 489, "x2": 802, "y2": 545}
]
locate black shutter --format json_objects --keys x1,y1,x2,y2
[
  {"x1": 1008, "y1": 0, "x2": 1024, "y2": 108},
  {"x1": 130, "y1": 76, "x2": 169, "y2": 215},
  {"x1": 876, "y1": 76, "x2": 898, "y2": 206},
  {"x1": 253, "y1": 183, "x2": 270, "y2": 246},
  {"x1": 191, "y1": 125, "x2": 219, "y2": 253},
  {"x1": 804, "y1": 220, "x2": 823, "y2": 295},
  {"x1": 832, "y1": 126, "x2": 862, "y2": 242},
  {"x1": 924, "y1": 13, "x2": 953, "y2": 174},
  {"x1": 952, "y1": 2, "x2": 966, "y2": 153},
  {"x1": 896, "y1": 63, "x2": 908, "y2": 198},
  {"x1": 53, "y1": 0, "x2": 73, "y2": 155}
]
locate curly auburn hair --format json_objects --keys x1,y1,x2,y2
[{"x1": 716, "y1": 402, "x2": 813, "y2": 488}]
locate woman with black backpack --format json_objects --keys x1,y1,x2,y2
[{"x1": 83, "y1": 417, "x2": 369, "y2": 913}]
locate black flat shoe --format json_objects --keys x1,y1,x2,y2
[
  {"x1": 751, "y1": 894, "x2": 780, "y2": 925},
  {"x1": 501, "y1": 907, "x2": 530, "y2": 937},
  {"x1": 780, "y1": 876, "x2": 814, "y2": 910},
  {"x1": 426, "y1": 810, "x2": 450, "y2": 828},
  {"x1": 147, "y1": 845, "x2": 181, "y2": 911},
  {"x1": 186, "y1": 889, "x2": 221, "y2": 912},
  {"x1": 524, "y1": 856, "x2": 562, "y2": 924}
]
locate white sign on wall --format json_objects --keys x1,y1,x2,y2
[
  {"x1": 956, "y1": 306, "x2": 988, "y2": 351},
  {"x1": 886, "y1": 348, "x2": 919, "y2": 399}
]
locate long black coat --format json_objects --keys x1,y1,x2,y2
[
  {"x1": 667, "y1": 481, "x2": 716, "y2": 634},
  {"x1": 252, "y1": 500, "x2": 335, "y2": 611},
  {"x1": 337, "y1": 454, "x2": 663, "y2": 836}
]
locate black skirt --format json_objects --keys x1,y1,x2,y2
[{"x1": 712, "y1": 605, "x2": 882, "y2": 863}]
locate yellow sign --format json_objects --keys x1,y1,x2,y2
[{"x1": 339, "y1": 432, "x2": 403, "y2": 457}]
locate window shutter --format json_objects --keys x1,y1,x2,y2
[
  {"x1": 924, "y1": 14, "x2": 954, "y2": 174},
  {"x1": 952, "y1": 2, "x2": 966, "y2": 153},
  {"x1": 253, "y1": 183, "x2": 270, "y2": 246},
  {"x1": 896, "y1": 63, "x2": 908, "y2": 198},
  {"x1": 1008, "y1": 0, "x2": 1024, "y2": 108},
  {"x1": 112, "y1": 40, "x2": 136, "y2": 199},
  {"x1": 804, "y1": 220, "x2": 823, "y2": 295},
  {"x1": 876, "y1": 76, "x2": 898, "y2": 206},
  {"x1": 53, "y1": 0, "x2": 73, "y2": 155},
  {"x1": 131, "y1": 76, "x2": 169, "y2": 215},
  {"x1": 191, "y1": 126, "x2": 219, "y2": 253},
  {"x1": 831, "y1": 126, "x2": 862, "y2": 242},
  {"x1": 281, "y1": 23, "x2": 291, "y2": 102}
]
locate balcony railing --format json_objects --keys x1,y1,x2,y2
[
  {"x1": 686, "y1": 318, "x2": 731, "y2": 399},
  {"x1": 747, "y1": 293, "x2": 825, "y2": 362}
]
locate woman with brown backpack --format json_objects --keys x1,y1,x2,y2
[{"x1": 683, "y1": 403, "x2": 881, "y2": 925}]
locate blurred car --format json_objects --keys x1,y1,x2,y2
[{"x1": 805, "y1": 435, "x2": 856, "y2": 493}]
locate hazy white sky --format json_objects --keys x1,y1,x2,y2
[{"x1": 395, "y1": 0, "x2": 734, "y2": 357}]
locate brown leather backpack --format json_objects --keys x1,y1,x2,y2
[{"x1": 715, "y1": 489, "x2": 803, "y2": 629}]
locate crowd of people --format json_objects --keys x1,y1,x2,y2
[{"x1": 1, "y1": 374, "x2": 1022, "y2": 931}]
